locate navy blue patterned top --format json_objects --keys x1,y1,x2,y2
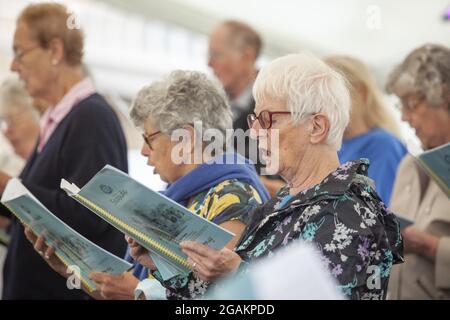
[{"x1": 235, "y1": 159, "x2": 404, "y2": 300}]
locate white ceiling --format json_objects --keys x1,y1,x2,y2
[
  {"x1": 1, "y1": 0, "x2": 449, "y2": 93},
  {"x1": 103, "y1": 0, "x2": 450, "y2": 86}
]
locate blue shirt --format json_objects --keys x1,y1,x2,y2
[{"x1": 338, "y1": 128, "x2": 407, "y2": 205}]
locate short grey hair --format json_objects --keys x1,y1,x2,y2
[
  {"x1": 386, "y1": 44, "x2": 450, "y2": 109},
  {"x1": 253, "y1": 53, "x2": 350, "y2": 150},
  {"x1": 130, "y1": 70, "x2": 233, "y2": 137},
  {"x1": 0, "y1": 75, "x2": 36, "y2": 118}
]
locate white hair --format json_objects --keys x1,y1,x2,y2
[
  {"x1": 0, "y1": 75, "x2": 35, "y2": 118},
  {"x1": 130, "y1": 70, "x2": 232, "y2": 137},
  {"x1": 253, "y1": 53, "x2": 351, "y2": 150}
]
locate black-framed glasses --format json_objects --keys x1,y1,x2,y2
[
  {"x1": 13, "y1": 45, "x2": 41, "y2": 63},
  {"x1": 142, "y1": 130, "x2": 162, "y2": 150},
  {"x1": 247, "y1": 111, "x2": 292, "y2": 129}
]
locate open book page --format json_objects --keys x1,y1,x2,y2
[
  {"x1": 61, "y1": 164, "x2": 235, "y2": 280},
  {"x1": 1, "y1": 178, "x2": 132, "y2": 291},
  {"x1": 415, "y1": 142, "x2": 450, "y2": 198}
]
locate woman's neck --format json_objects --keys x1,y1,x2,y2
[
  {"x1": 344, "y1": 113, "x2": 370, "y2": 139},
  {"x1": 44, "y1": 66, "x2": 84, "y2": 107},
  {"x1": 285, "y1": 147, "x2": 340, "y2": 196}
]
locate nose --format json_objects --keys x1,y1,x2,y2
[
  {"x1": 140, "y1": 142, "x2": 150, "y2": 157},
  {"x1": 400, "y1": 109, "x2": 411, "y2": 124},
  {"x1": 249, "y1": 118, "x2": 264, "y2": 140},
  {"x1": 10, "y1": 58, "x2": 19, "y2": 73}
]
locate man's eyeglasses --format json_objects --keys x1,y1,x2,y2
[
  {"x1": 142, "y1": 130, "x2": 162, "y2": 150},
  {"x1": 247, "y1": 111, "x2": 292, "y2": 129}
]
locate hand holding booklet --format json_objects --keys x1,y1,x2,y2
[
  {"x1": 0, "y1": 178, "x2": 132, "y2": 292},
  {"x1": 413, "y1": 142, "x2": 450, "y2": 198},
  {"x1": 61, "y1": 165, "x2": 235, "y2": 281}
]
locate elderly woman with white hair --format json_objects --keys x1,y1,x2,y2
[
  {"x1": 386, "y1": 44, "x2": 450, "y2": 300},
  {"x1": 131, "y1": 53, "x2": 404, "y2": 300}
]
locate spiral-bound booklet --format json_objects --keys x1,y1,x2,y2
[{"x1": 60, "y1": 165, "x2": 234, "y2": 280}]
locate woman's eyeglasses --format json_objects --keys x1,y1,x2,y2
[
  {"x1": 247, "y1": 111, "x2": 292, "y2": 129},
  {"x1": 13, "y1": 45, "x2": 41, "y2": 63},
  {"x1": 142, "y1": 130, "x2": 162, "y2": 150}
]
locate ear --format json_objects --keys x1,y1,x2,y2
[
  {"x1": 241, "y1": 46, "x2": 257, "y2": 63},
  {"x1": 309, "y1": 113, "x2": 330, "y2": 145},
  {"x1": 179, "y1": 124, "x2": 198, "y2": 155},
  {"x1": 48, "y1": 38, "x2": 65, "y2": 65}
]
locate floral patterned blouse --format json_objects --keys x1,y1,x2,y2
[
  {"x1": 151, "y1": 179, "x2": 265, "y2": 299},
  {"x1": 235, "y1": 159, "x2": 404, "y2": 300}
]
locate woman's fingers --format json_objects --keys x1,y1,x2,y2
[
  {"x1": 34, "y1": 234, "x2": 48, "y2": 255},
  {"x1": 184, "y1": 249, "x2": 210, "y2": 270},
  {"x1": 181, "y1": 241, "x2": 216, "y2": 259},
  {"x1": 44, "y1": 245, "x2": 55, "y2": 260},
  {"x1": 187, "y1": 257, "x2": 213, "y2": 282},
  {"x1": 24, "y1": 227, "x2": 37, "y2": 244},
  {"x1": 89, "y1": 272, "x2": 106, "y2": 284}
]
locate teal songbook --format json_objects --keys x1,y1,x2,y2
[
  {"x1": 60, "y1": 165, "x2": 235, "y2": 280},
  {"x1": 396, "y1": 215, "x2": 414, "y2": 230},
  {"x1": 415, "y1": 142, "x2": 450, "y2": 198},
  {"x1": 0, "y1": 178, "x2": 132, "y2": 292}
]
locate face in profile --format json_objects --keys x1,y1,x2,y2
[
  {"x1": 400, "y1": 93, "x2": 450, "y2": 149},
  {"x1": 10, "y1": 21, "x2": 54, "y2": 100},
  {"x1": 140, "y1": 120, "x2": 188, "y2": 184},
  {"x1": 208, "y1": 27, "x2": 247, "y2": 93}
]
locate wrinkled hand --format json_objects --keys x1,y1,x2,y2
[
  {"x1": 180, "y1": 240, "x2": 242, "y2": 282},
  {"x1": 89, "y1": 271, "x2": 139, "y2": 300},
  {"x1": 126, "y1": 236, "x2": 156, "y2": 270},
  {"x1": 24, "y1": 226, "x2": 67, "y2": 276},
  {"x1": 402, "y1": 227, "x2": 440, "y2": 261}
]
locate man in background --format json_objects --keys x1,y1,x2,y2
[{"x1": 208, "y1": 20, "x2": 283, "y2": 196}]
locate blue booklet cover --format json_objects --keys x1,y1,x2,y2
[
  {"x1": 0, "y1": 178, "x2": 132, "y2": 292},
  {"x1": 61, "y1": 165, "x2": 235, "y2": 280},
  {"x1": 416, "y1": 142, "x2": 450, "y2": 198},
  {"x1": 396, "y1": 215, "x2": 414, "y2": 230}
]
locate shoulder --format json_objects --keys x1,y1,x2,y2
[
  {"x1": 190, "y1": 179, "x2": 263, "y2": 224},
  {"x1": 205, "y1": 179, "x2": 264, "y2": 210},
  {"x1": 64, "y1": 93, "x2": 122, "y2": 134},
  {"x1": 69, "y1": 93, "x2": 116, "y2": 120},
  {"x1": 366, "y1": 128, "x2": 406, "y2": 152}
]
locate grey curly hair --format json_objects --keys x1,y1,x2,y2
[
  {"x1": 130, "y1": 70, "x2": 233, "y2": 137},
  {"x1": 386, "y1": 44, "x2": 450, "y2": 109}
]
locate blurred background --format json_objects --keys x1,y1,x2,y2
[{"x1": 0, "y1": 0, "x2": 449, "y2": 182}]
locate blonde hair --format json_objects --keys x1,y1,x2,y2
[{"x1": 326, "y1": 55, "x2": 402, "y2": 138}]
